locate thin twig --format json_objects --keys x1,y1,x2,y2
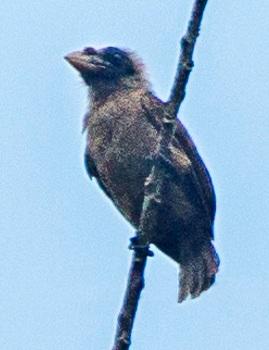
[
  {"x1": 112, "y1": 249, "x2": 149, "y2": 350},
  {"x1": 112, "y1": 1, "x2": 209, "y2": 349},
  {"x1": 168, "y1": 0, "x2": 208, "y2": 116}
]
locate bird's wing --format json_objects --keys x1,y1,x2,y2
[
  {"x1": 142, "y1": 93, "x2": 216, "y2": 228},
  {"x1": 84, "y1": 151, "x2": 113, "y2": 200},
  {"x1": 173, "y1": 118, "x2": 216, "y2": 223}
]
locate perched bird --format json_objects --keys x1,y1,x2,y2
[{"x1": 65, "y1": 46, "x2": 219, "y2": 302}]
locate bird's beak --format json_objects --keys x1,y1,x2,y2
[{"x1": 64, "y1": 51, "x2": 90, "y2": 72}]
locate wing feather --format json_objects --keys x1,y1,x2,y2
[{"x1": 143, "y1": 93, "x2": 216, "y2": 227}]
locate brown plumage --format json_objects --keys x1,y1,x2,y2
[{"x1": 65, "y1": 46, "x2": 219, "y2": 302}]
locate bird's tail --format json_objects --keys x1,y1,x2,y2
[{"x1": 178, "y1": 241, "x2": 220, "y2": 303}]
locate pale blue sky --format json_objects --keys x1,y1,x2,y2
[{"x1": 1, "y1": 1, "x2": 269, "y2": 349}]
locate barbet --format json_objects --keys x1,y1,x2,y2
[{"x1": 65, "y1": 46, "x2": 219, "y2": 302}]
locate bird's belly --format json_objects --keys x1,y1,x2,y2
[
  {"x1": 88, "y1": 114, "x2": 159, "y2": 225},
  {"x1": 97, "y1": 144, "x2": 207, "y2": 232},
  {"x1": 100, "y1": 147, "x2": 151, "y2": 226}
]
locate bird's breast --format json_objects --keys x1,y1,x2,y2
[{"x1": 87, "y1": 108, "x2": 158, "y2": 225}]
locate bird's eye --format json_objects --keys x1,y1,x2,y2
[
  {"x1": 101, "y1": 47, "x2": 134, "y2": 74},
  {"x1": 106, "y1": 54, "x2": 123, "y2": 67},
  {"x1": 112, "y1": 53, "x2": 122, "y2": 60},
  {"x1": 103, "y1": 47, "x2": 124, "y2": 64}
]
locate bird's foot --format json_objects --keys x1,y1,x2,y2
[{"x1": 128, "y1": 235, "x2": 154, "y2": 257}]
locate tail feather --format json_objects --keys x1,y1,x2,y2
[{"x1": 178, "y1": 242, "x2": 219, "y2": 303}]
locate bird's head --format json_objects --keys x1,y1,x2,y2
[{"x1": 65, "y1": 46, "x2": 146, "y2": 89}]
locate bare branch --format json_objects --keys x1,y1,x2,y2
[
  {"x1": 112, "y1": 1, "x2": 209, "y2": 348},
  {"x1": 112, "y1": 249, "x2": 149, "y2": 350},
  {"x1": 168, "y1": 0, "x2": 209, "y2": 116}
]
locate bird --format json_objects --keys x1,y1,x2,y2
[{"x1": 65, "y1": 46, "x2": 219, "y2": 302}]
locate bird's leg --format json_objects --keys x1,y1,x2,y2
[{"x1": 128, "y1": 233, "x2": 154, "y2": 257}]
